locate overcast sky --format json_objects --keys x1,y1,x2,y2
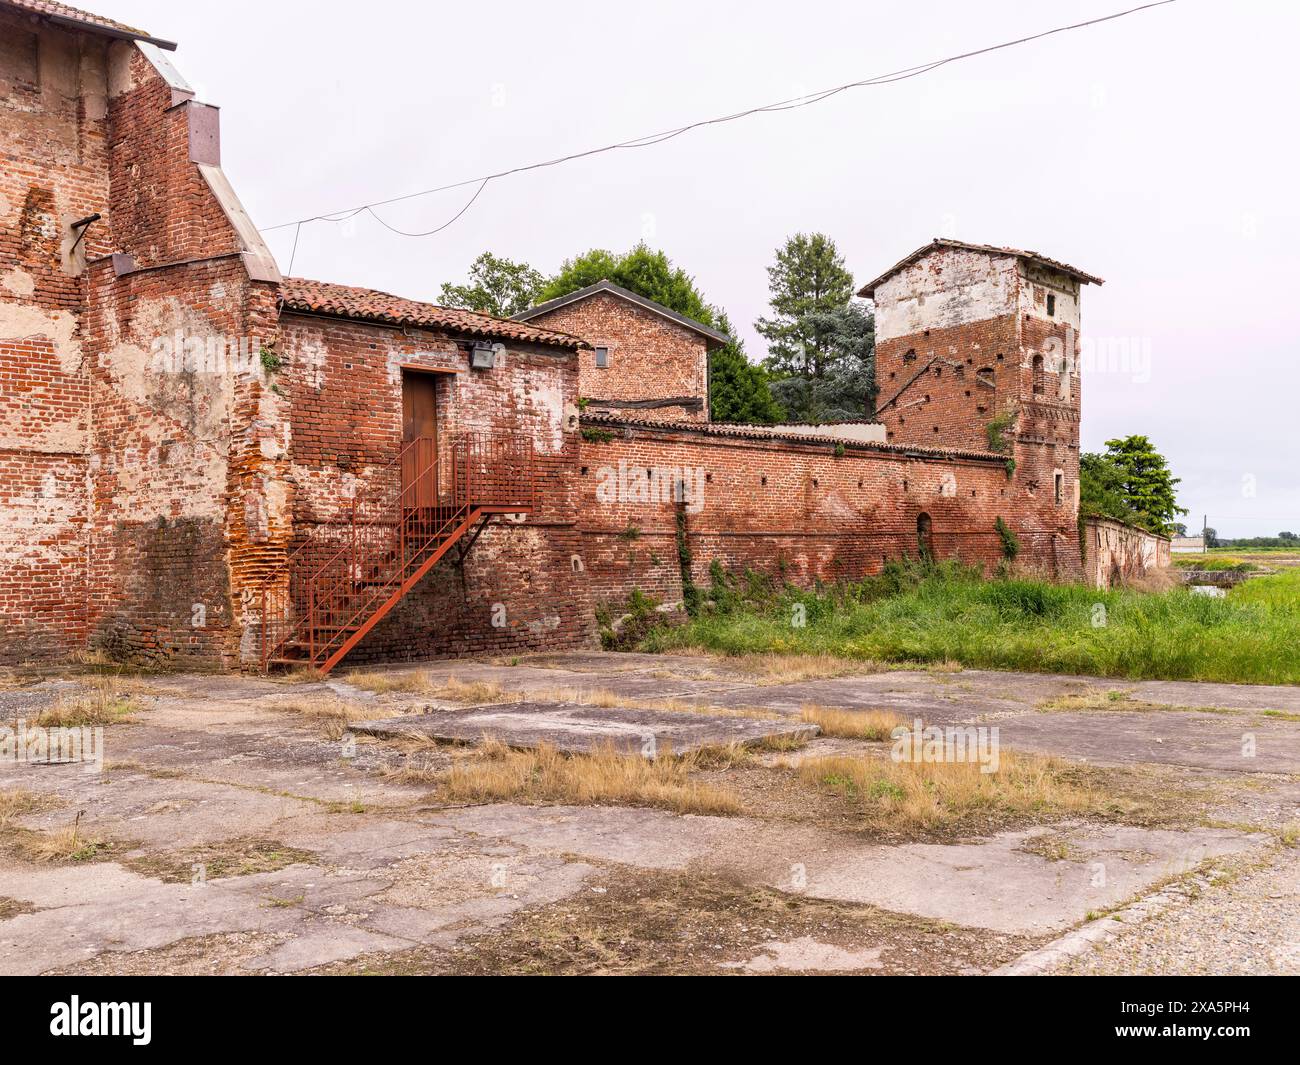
[{"x1": 107, "y1": 0, "x2": 1298, "y2": 537}]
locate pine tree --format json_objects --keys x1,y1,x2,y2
[{"x1": 755, "y1": 233, "x2": 856, "y2": 379}]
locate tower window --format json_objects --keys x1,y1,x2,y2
[
  {"x1": 595, "y1": 346, "x2": 609, "y2": 368},
  {"x1": 1054, "y1": 472, "x2": 1065, "y2": 506},
  {"x1": 1032, "y1": 353, "x2": 1046, "y2": 395},
  {"x1": 1047, "y1": 295, "x2": 1057, "y2": 317}
]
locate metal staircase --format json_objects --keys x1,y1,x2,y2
[{"x1": 256, "y1": 430, "x2": 534, "y2": 676}]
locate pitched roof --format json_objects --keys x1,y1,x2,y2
[
  {"x1": 858, "y1": 238, "x2": 1104, "y2": 299},
  {"x1": 512, "y1": 281, "x2": 732, "y2": 349},
  {"x1": 581, "y1": 412, "x2": 1005, "y2": 462},
  {"x1": 1, "y1": 0, "x2": 176, "y2": 49},
  {"x1": 279, "y1": 278, "x2": 588, "y2": 350}
]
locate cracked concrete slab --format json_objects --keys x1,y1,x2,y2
[
  {"x1": 0, "y1": 652, "x2": 1294, "y2": 975},
  {"x1": 353, "y1": 702, "x2": 817, "y2": 755},
  {"x1": 432, "y1": 805, "x2": 1265, "y2": 935}
]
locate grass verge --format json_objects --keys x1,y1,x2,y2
[
  {"x1": 642, "y1": 561, "x2": 1300, "y2": 686},
  {"x1": 434, "y1": 738, "x2": 741, "y2": 816}
]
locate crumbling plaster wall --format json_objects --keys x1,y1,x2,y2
[
  {"x1": 0, "y1": 10, "x2": 110, "y2": 661},
  {"x1": 0, "y1": 14, "x2": 284, "y2": 666},
  {"x1": 1084, "y1": 517, "x2": 1171, "y2": 589}
]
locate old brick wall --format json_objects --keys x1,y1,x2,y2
[
  {"x1": 1, "y1": 15, "x2": 281, "y2": 667},
  {"x1": 278, "y1": 312, "x2": 594, "y2": 661},
  {"x1": 525, "y1": 292, "x2": 710, "y2": 422},
  {"x1": 1083, "y1": 517, "x2": 1171, "y2": 589},
  {"x1": 0, "y1": 11, "x2": 109, "y2": 662},
  {"x1": 578, "y1": 419, "x2": 1036, "y2": 614}
]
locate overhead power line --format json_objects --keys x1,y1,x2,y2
[{"x1": 261, "y1": 1, "x2": 1178, "y2": 240}]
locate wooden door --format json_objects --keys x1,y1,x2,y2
[{"x1": 401, "y1": 372, "x2": 439, "y2": 507}]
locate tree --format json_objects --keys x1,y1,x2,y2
[
  {"x1": 709, "y1": 314, "x2": 784, "y2": 424},
  {"x1": 755, "y1": 233, "x2": 856, "y2": 380},
  {"x1": 537, "y1": 243, "x2": 713, "y2": 324},
  {"x1": 1080, "y1": 436, "x2": 1186, "y2": 535},
  {"x1": 767, "y1": 302, "x2": 876, "y2": 422},
  {"x1": 539, "y1": 244, "x2": 783, "y2": 424},
  {"x1": 439, "y1": 251, "x2": 546, "y2": 318}
]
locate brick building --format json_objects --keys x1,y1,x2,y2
[
  {"x1": 1, "y1": 1, "x2": 1102, "y2": 674},
  {"x1": 0, "y1": 0, "x2": 595, "y2": 671},
  {"x1": 513, "y1": 280, "x2": 728, "y2": 423}
]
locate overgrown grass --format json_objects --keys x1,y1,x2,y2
[
  {"x1": 435, "y1": 738, "x2": 741, "y2": 816},
  {"x1": 798, "y1": 749, "x2": 1145, "y2": 833},
  {"x1": 643, "y1": 561, "x2": 1300, "y2": 686},
  {"x1": 800, "y1": 704, "x2": 907, "y2": 741}
]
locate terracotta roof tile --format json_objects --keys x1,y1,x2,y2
[
  {"x1": 1, "y1": 0, "x2": 175, "y2": 48},
  {"x1": 582, "y1": 411, "x2": 1005, "y2": 462},
  {"x1": 280, "y1": 278, "x2": 588, "y2": 350}
]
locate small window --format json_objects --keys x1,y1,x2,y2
[
  {"x1": 1047, "y1": 295, "x2": 1056, "y2": 318},
  {"x1": 595, "y1": 347, "x2": 609, "y2": 368},
  {"x1": 1054, "y1": 472, "x2": 1065, "y2": 506}
]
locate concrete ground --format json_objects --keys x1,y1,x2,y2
[{"x1": 0, "y1": 652, "x2": 1296, "y2": 975}]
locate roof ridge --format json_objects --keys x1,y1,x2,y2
[
  {"x1": 512, "y1": 279, "x2": 732, "y2": 348},
  {"x1": 859, "y1": 238, "x2": 1104, "y2": 298},
  {"x1": 581, "y1": 411, "x2": 1005, "y2": 462},
  {"x1": 279, "y1": 277, "x2": 588, "y2": 350},
  {"x1": 2, "y1": 0, "x2": 176, "y2": 49}
]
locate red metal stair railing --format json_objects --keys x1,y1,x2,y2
[{"x1": 257, "y1": 430, "x2": 535, "y2": 675}]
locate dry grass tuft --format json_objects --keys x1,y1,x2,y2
[
  {"x1": 435, "y1": 738, "x2": 741, "y2": 816},
  {"x1": 345, "y1": 671, "x2": 509, "y2": 705},
  {"x1": 800, "y1": 704, "x2": 908, "y2": 741},
  {"x1": 0, "y1": 790, "x2": 54, "y2": 826},
  {"x1": 536, "y1": 686, "x2": 778, "y2": 722},
  {"x1": 272, "y1": 696, "x2": 374, "y2": 726},
  {"x1": 1038, "y1": 691, "x2": 1238, "y2": 716},
  {"x1": 33, "y1": 678, "x2": 137, "y2": 728},
  {"x1": 798, "y1": 749, "x2": 1115, "y2": 833},
  {"x1": 345, "y1": 669, "x2": 436, "y2": 694},
  {"x1": 10, "y1": 818, "x2": 106, "y2": 864},
  {"x1": 730, "y1": 653, "x2": 873, "y2": 684},
  {"x1": 438, "y1": 678, "x2": 509, "y2": 704}
]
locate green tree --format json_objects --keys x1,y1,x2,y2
[
  {"x1": 1080, "y1": 436, "x2": 1186, "y2": 534},
  {"x1": 439, "y1": 251, "x2": 546, "y2": 318},
  {"x1": 709, "y1": 316, "x2": 784, "y2": 423},
  {"x1": 538, "y1": 244, "x2": 782, "y2": 424},
  {"x1": 755, "y1": 233, "x2": 856, "y2": 379},
  {"x1": 537, "y1": 243, "x2": 713, "y2": 324},
  {"x1": 768, "y1": 302, "x2": 876, "y2": 422}
]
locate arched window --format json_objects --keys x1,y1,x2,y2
[{"x1": 1032, "y1": 353, "x2": 1046, "y2": 395}]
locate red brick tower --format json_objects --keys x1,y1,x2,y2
[{"x1": 860, "y1": 239, "x2": 1104, "y2": 577}]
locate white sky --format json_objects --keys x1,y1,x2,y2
[{"x1": 105, "y1": 0, "x2": 1299, "y2": 537}]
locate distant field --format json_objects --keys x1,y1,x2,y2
[{"x1": 642, "y1": 563, "x2": 1300, "y2": 687}]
